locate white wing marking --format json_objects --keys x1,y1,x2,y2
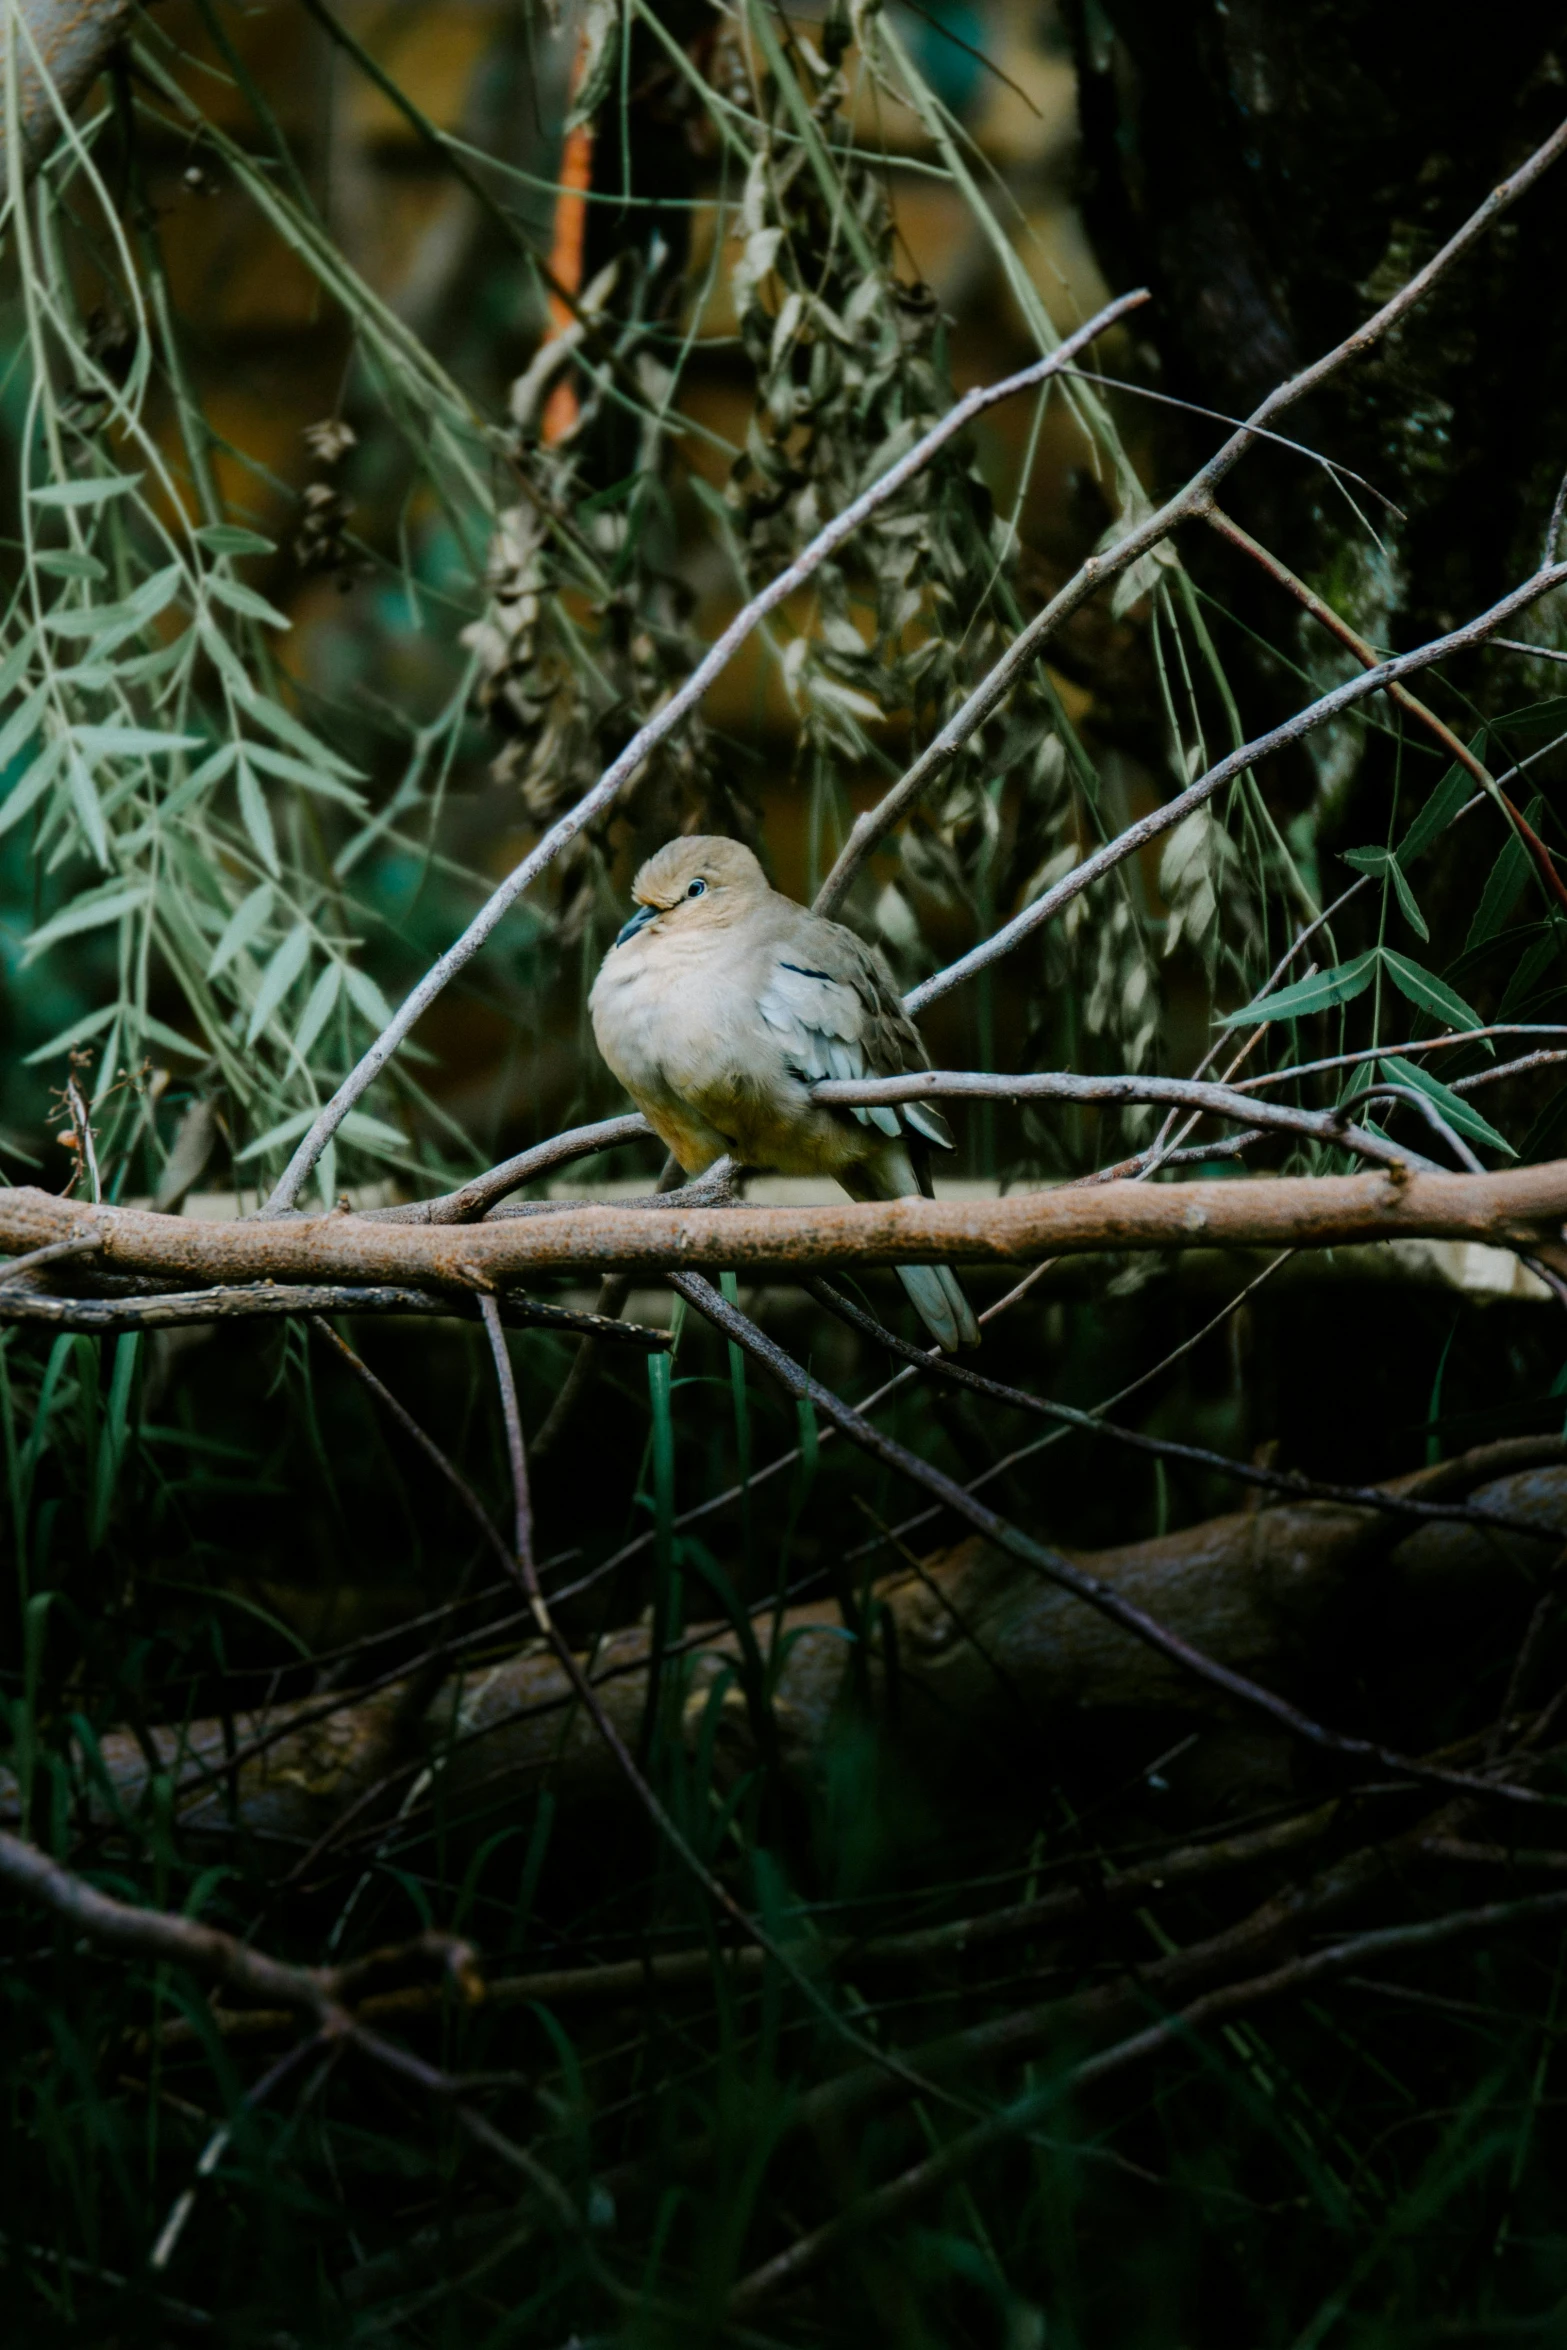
[{"x1": 759, "y1": 958, "x2": 909, "y2": 1140}]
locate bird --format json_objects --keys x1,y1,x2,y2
[{"x1": 589, "y1": 835, "x2": 980, "y2": 1352}]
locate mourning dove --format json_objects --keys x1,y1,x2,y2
[{"x1": 589, "y1": 836, "x2": 980, "y2": 1352}]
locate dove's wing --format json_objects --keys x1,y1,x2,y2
[{"x1": 756, "y1": 919, "x2": 954, "y2": 1150}]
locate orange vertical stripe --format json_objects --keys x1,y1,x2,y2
[{"x1": 541, "y1": 30, "x2": 597, "y2": 446}]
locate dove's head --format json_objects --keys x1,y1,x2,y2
[{"x1": 614, "y1": 835, "x2": 768, "y2": 947}]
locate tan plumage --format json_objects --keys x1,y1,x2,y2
[{"x1": 589, "y1": 836, "x2": 980, "y2": 1351}]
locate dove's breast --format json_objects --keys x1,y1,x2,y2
[{"x1": 589, "y1": 927, "x2": 773, "y2": 1172}]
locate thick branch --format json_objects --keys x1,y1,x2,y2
[
  {"x1": 0, "y1": 0, "x2": 132, "y2": 207},
  {"x1": 3, "y1": 1165, "x2": 1566, "y2": 1285}
]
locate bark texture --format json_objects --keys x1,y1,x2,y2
[
  {"x1": 0, "y1": 0, "x2": 133, "y2": 205},
  {"x1": 5, "y1": 1164, "x2": 1567, "y2": 1284}
]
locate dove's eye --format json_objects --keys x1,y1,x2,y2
[{"x1": 686, "y1": 878, "x2": 707, "y2": 898}]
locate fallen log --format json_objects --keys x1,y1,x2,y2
[{"x1": 26, "y1": 1438, "x2": 1565, "y2": 1847}]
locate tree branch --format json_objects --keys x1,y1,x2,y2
[
  {"x1": 0, "y1": 0, "x2": 133, "y2": 209},
  {"x1": 1206, "y1": 502, "x2": 1567, "y2": 915},
  {"x1": 904, "y1": 556, "x2": 1567, "y2": 1014},
  {"x1": 808, "y1": 1069, "x2": 1441, "y2": 1170},
  {"x1": 0, "y1": 1826, "x2": 480, "y2": 2027},
  {"x1": 4, "y1": 1164, "x2": 1566, "y2": 1285},
  {"x1": 0, "y1": 1277, "x2": 669, "y2": 1344}
]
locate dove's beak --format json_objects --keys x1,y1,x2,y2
[{"x1": 614, "y1": 901, "x2": 660, "y2": 948}]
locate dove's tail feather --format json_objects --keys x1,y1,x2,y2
[
  {"x1": 895, "y1": 1261, "x2": 982, "y2": 1354},
  {"x1": 836, "y1": 1146, "x2": 981, "y2": 1353}
]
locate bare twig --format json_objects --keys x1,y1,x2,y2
[
  {"x1": 1206, "y1": 503, "x2": 1567, "y2": 915},
  {"x1": 808, "y1": 1069, "x2": 1439, "y2": 1170},
  {"x1": 363, "y1": 1114, "x2": 653, "y2": 1225},
  {"x1": 59, "y1": 1065, "x2": 101, "y2": 1203},
  {"x1": 1232, "y1": 1027, "x2": 1567, "y2": 1093},
  {"x1": 0, "y1": 1231, "x2": 102, "y2": 1285},
  {"x1": 905, "y1": 557, "x2": 1567, "y2": 1014},
  {"x1": 1495, "y1": 637, "x2": 1567, "y2": 666},
  {"x1": 805, "y1": 1276, "x2": 1562, "y2": 1542},
  {"x1": 0, "y1": 1279, "x2": 669, "y2": 1343},
  {"x1": 0, "y1": 1827, "x2": 480, "y2": 2024}
]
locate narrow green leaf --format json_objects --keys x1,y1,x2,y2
[
  {"x1": 130, "y1": 563, "x2": 186, "y2": 620},
  {"x1": 21, "y1": 1002, "x2": 117, "y2": 1066},
  {"x1": 1380, "y1": 1056, "x2": 1516, "y2": 1159},
  {"x1": 33, "y1": 551, "x2": 107, "y2": 581},
  {"x1": 1219, "y1": 949, "x2": 1378, "y2": 1026},
  {"x1": 234, "y1": 1106, "x2": 316, "y2": 1161},
  {"x1": 0, "y1": 686, "x2": 49, "y2": 772},
  {"x1": 235, "y1": 758, "x2": 280, "y2": 877},
  {"x1": 208, "y1": 574, "x2": 291, "y2": 630},
  {"x1": 245, "y1": 924, "x2": 311, "y2": 1043},
  {"x1": 342, "y1": 964, "x2": 393, "y2": 1029},
  {"x1": 206, "y1": 882, "x2": 275, "y2": 980},
  {"x1": 1380, "y1": 949, "x2": 1489, "y2": 1038},
  {"x1": 242, "y1": 740, "x2": 365, "y2": 808},
  {"x1": 43, "y1": 599, "x2": 141, "y2": 640},
  {"x1": 1496, "y1": 922, "x2": 1567, "y2": 1019},
  {"x1": 71, "y1": 725, "x2": 202, "y2": 759},
  {"x1": 0, "y1": 633, "x2": 37, "y2": 702},
  {"x1": 129, "y1": 1011, "x2": 206, "y2": 1059},
  {"x1": 1386, "y1": 861, "x2": 1428, "y2": 943},
  {"x1": 1340, "y1": 846, "x2": 1429, "y2": 941},
  {"x1": 28, "y1": 471, "x2": 142, "y2": 507},
  {"x1": 1467, "y1": 839, "x2": 1530, "y2": 951},
  {"x1": 235, "y1": 1103, "x2": 405, "y2": 1162},
  {"x1": 64, "y1": 751, "x2": 109, "y2": 867},
  {"x1": 294, "y1": 962, "x2": 341, "y2": 1058},
  {"x1": 1487, "y1": 696, "x2": 1567, "y2": 736},
  {"x1": 243, "y1": 694, "x2": 363, "y2": 780},
  {"x1": 43, "y1": 566, "x2": 182, "y2": 644},
  {"x1": 341, "y1": 1110, "x2": 408, "y2": 1150},
  {"x1": 198, "y1": 614, "x2": 255, "y2": 699},
  {"x1": 1395, "y1": 745, "x2": 1480, "y2": 868},
  {"x1": 194, "y1": 523, "x2": 275, "y2": 556},
  {"x1": 179, "y1": 742, "x2": 240, "y2": 799},
  {"x1": 0, "y1": 740, "x2": 64, "y2": 840},
  {"x1": 24, "y1": 884, "x2": 146, "y2": 959}
]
